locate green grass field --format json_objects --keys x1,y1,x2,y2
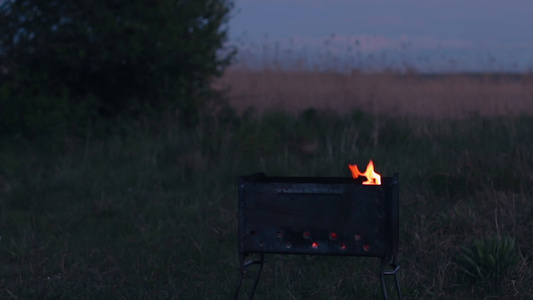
[{"x1": 1, "y1": 107, "x2": 533, "y2": 299}]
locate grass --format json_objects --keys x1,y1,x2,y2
[
  {"x1": 1, "y1": 103, "x2": 533, "y2": 299},
  {"x1": 217, "y1": 69, "x2": 533, "y2": 119}
]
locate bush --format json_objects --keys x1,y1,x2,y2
[{"x1": 0, "y1": 0, "x2": 235, "y2": 136}]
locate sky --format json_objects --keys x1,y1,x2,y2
[{"x1": 227, "y1": 0, "x2": 533, "y2": 73}]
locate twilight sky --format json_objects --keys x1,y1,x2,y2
[{"x1": 227, "y1": 0, "x2": 533, "y2": 72}]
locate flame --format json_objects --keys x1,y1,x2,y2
[{"x1": 348, "y1": 160, "x2": 381, "y2": 185}]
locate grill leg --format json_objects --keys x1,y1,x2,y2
[
  {"x1": 380, "y1": 259, "x2": 402, "y2": 300},
  {"x1": 234, "y1": 253, "x2": 266, "y2": 300},
  {"x1": 234, "y1": 253, "x2": 246, "y2": 300},
  {"x1": 249, "y1": 253, "x2": 265, "y2": 299}
]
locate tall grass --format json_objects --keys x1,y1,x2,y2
[
  {"x1": 217, "y1": 68, "x2": 533, "y2": 119},
  {"x1": 1, "y1": 107, "x2": 533, "y2": 299}
]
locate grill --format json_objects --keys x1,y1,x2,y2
[{"x1": 233, "y1": 172, "x2": 402, "y2": 300}]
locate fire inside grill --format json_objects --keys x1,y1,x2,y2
[{"x1": 233, "y1": 165, "x2": 402, "y2": 300}]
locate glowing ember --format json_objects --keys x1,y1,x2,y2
[{"x1": 348, "y1": 160, "x2": 381, "y2": 185}]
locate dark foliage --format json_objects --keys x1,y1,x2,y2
[{"x1": 0, "y1": 0, "x2": 235, "y2": 136}]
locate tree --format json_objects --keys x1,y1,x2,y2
[{"x1": 0, "y1": 0, "x2": 235, "y2": 135}]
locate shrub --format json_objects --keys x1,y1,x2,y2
[{"x1": 0, "y1": 0, "x2": 235, "y2": 136}]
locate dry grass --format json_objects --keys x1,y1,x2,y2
[
  {"x1": 218, "y1": 68, "x2": 533, "y2": 119},
  {"x1": 2, "y1": 108, "x2": 533, "y2": 299}
]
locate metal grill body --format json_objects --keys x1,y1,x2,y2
[{"x1": 234, "y1": 173, "x2": 402, "y2": 300}]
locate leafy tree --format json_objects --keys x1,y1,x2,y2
[{"x1": 0, "y1": 0, "x2": 235, "y2": 135}]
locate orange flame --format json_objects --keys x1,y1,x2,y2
[{"x1": 348, "y1": 160, "x2": 381, "y2": 185}]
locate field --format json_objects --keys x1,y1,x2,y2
[
  {"x1": 218, "y1": 69, "x2": 533, "y2": 118},
  {"x1": 1, "y1": 68, "x2": 533, "y2": 299}
]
